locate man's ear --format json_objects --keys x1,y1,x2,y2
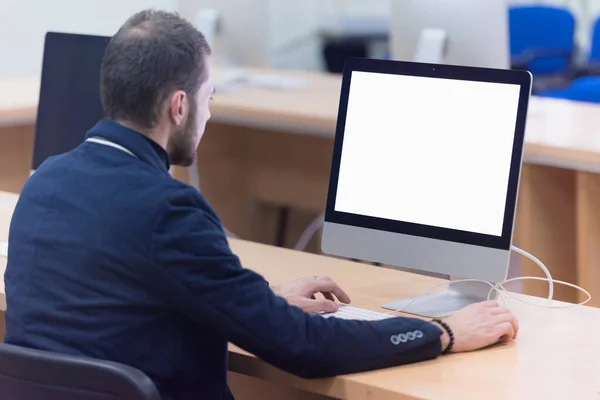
[{"x1": 169, "y1": 90, "x2": 188, "y2": 126}]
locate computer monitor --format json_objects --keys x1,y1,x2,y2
[
  {"x1": 390, "y1": 0, "x2": 510, "y2": 69},
  {"x1": 321, "y1": 58, "x2": 531, "y2": 317},
  {"x1": 32, "y1": 32, "x2": 110, "y2": 172}
]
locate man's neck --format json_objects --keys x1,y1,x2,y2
[{"x1": 115, "y1": 119, "x2": 168, "y2": 150}]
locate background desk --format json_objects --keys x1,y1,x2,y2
[
  {"x1": 2, "y1": 70, "x2": 600, "y2": 305},
  {"x1": 1, "y1": 190, "x2": 600, "y2": 399}
]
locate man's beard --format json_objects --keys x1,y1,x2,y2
[{"x1": 167, "y1": 108, "x2": 198, "y2": 167}]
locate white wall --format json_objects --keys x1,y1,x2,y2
[{"x1": 0, "y1": 0, "x2": 176, "y2": 82}]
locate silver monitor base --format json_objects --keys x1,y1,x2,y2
[{"x1": 382, "y1": 279, "x2": 496, "y2": 318}]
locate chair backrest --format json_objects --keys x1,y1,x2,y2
[
  {"x1": 0, "y1": 342, "x2": 162, "y2": 400},
  {"x1": 588, "y1": 17, "x2": 600, "y2": 64},
  {"x1": 509, "y1": 5, "x2": 575, "y2": 75},
  {"x1": 32, "y1": 32, "x2": 108, "y2": 172}
]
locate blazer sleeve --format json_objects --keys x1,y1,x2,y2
[{"x1": 150, "y1": 187, "x2": 444, "y2": 379}]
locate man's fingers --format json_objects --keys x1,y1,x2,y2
[
  {"x1": 481, "y1": 300, "x2": 500, "y2": 308},
  {"x1": 300, "y1": 298, "x2": 339, "y2": 313},
  {"x1": 489, "y1": 307, "x2": 518, "y2": 337},
  {"x1": 490, "y1": 307, "x2": 512, "y2": 316},
  {"x1": 495, "y1": 322, "x2": 515, "y2": 343},
  {"x1": 494, "y1": 312, "x2": 519, "y2": 338},
  {"x1": 311, "y1": 279, "x2": 351, "y2": 304},
  {"x1": 509, "y1": 314, "x2": 519, "y2": 338},
  {"x1": 323, "y1": 292, "x2": 335, "y2": 302}
]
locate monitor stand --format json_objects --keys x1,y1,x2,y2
[{"x1": 382, "y1": 278, "x2": 497, "y2": 318}]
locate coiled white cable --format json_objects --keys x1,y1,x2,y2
[
  {"x1": 495, "y1": 277, "x2": 591, "y2": 308},
  {"x1": 388, "y1": 272, "x2": 590, "y2": 316},
  {"x1": 510, "y1": 245, "x2": 553, "y2": 300},
  {"x1": 294, "y1": 213, "x2": 326, "y2": 251}
]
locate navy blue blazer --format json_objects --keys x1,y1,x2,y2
[{"x1": 5, "y1": 120, "x2": 443, "y2": 400}]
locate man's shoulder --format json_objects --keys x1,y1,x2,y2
[
  {"x1": 154, "y1": 176, "x2": 230, "y2": 232},
  {"x1": 158, "y1": 179, "x2": 218, "y2": 218},
  {"x1": 20, "y1": 151, "x2": 76, "y2": 197}
]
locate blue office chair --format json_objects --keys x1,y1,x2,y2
[
  {"x1": 573, "y1": 16, "x2": 600, "y2": 77},
  {"x1": 0, "y1": 342, "x2": 161, "y2": 399},
  {"x1": 588, "y1": 17, "x2": 600, "y2": 64},
  {"x1": 540, "y1": 17, "x2": 600, "y2": 101},
  {"x1": 538, "y1": 76, "x2": 600, "y2": 103},
  {"x1": 509, "y1": 6, "x2": 576, "y2": 78}
]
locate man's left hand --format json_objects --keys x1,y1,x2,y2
[{"x1": 271, "y1": 276, "x2": 351, "y2": 313}]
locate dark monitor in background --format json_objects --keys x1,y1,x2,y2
[{"x1": 32, "y1": 32, "x2": 110, "y2": 171}]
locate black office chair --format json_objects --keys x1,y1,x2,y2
[{"x1": 0, "y1": 342, "x2": 161, "y2": 400}]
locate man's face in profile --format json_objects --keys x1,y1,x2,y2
[{"x1": 167, "y1": 60, "x2": 214, "y2": 167}]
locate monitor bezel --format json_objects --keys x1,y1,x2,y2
[{"x1": 324, "y1": 57, "x2": 531, "y2": 251}]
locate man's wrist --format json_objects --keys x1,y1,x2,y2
[{"x1": 431, "y1": 320, "x2": 451, "y2": 354}]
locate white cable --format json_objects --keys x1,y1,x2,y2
[
  {"x1": 388, "y1": 244, "x2": 556, "y2": 315},
  {"x1": 294, "y1": 213, "x2": 326, "y2": 251},
  {"x1": 385, "y1": 246, "x2": 586, "y2": 314},
  {"x1": 510, "y1": 245, "x2": 554, "y2": 300},
  {"x1": 386, "y1": 276, "x2": 590, "y2": 316},
  {"x1": 497, "y1": 277, "x2": 591, "y2": 308}
]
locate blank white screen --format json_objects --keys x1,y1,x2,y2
[{"x1": 334, "y1": 71, "x2": 521, "y2": 237}]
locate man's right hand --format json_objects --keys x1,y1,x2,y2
[{"x1": 432, "y1": 300, "x2": 519, "y2": 353}]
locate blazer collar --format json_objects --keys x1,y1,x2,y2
[{"x1": 85, "y1": 119, "x2": 171, "y2": 175}]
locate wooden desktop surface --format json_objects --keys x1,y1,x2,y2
[{"x1": 0, "y1": 190, "x2": 600, "y2": 399}]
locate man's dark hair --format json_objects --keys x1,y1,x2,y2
[{"x1": 100, "y1": 10, "x2": 211, "y2": 129}]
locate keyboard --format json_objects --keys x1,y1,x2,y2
[{"x1": 317, "y1": 305, "x2": 394, "y2": 321}]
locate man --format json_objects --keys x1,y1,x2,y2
[{"x1": 4, "y1": 10, "x2": 519, "y2": 400}]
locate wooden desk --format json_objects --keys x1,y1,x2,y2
[
  {"x1": 2, "y1": 71, "x2": 600, "y2": 306},
  {"x1": 1, "y1": 191, "x2": 600, "y2": 399}
]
